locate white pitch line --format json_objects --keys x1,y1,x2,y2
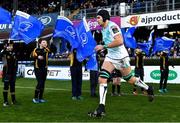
[
  {"x1": 15, "y1": 85, "x2": 70, "y2": 91},
  {"x1": 1, "y1": 85, "x2": 180, "y2": 98},
  {"x1": 123, "y1": 93, "x2": 180, "y2": 98}
]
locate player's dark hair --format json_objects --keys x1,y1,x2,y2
[{"x1": 97, "y1": 9, "x2": 110, "y2": 22}]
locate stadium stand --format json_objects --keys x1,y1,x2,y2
[{"x1": 0, "y1": 0, "x2": 180, "y2": 60}]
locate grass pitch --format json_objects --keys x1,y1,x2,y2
[{"x1": 0, "y1": 78, "x2": 180, "y2": 122}]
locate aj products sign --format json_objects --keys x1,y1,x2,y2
[{"x1": 121, "y1": 10, "x2": 180, "y2": 27}]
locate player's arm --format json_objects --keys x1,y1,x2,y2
[
  {"x1": 105, "y1": 25, "x2": 123, "y2": 48},
  {"x1": 95, "y1": 35, "x2": 123, "y2": 52},
  {"x1": 0, "y1": 49, "x2": 5, "y2": 57},
  {"x1": 45, "y1": 47, "x2": 50, "y2": 53},
  {"x1": 95, "y1": 25, "x2": 123, "y2": 51},
  {"x1": 30, "y1": 48, "x2": 38, "y2": 59},
  {"x1": 106, "y1": 34, "x2": 123, "y2": 48}
]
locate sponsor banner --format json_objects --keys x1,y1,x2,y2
[
  {"x1": 0, "y1": 64, "x2": 26, "y2": 77},
  {"x1": 0, "y1": 12, "x2": 58, "y2": 32},
  {"x1": 121, "y1": 10, "x2": 180, "y2": 27},
  {"x1": 143, "y1": 66, "x2": 179, "y2": 84},
  {"x1": 73, "y1": 16, "x2": 121, "y2": 30},
  {"x1": 24, "y1": 66, "x2": 180, "y2": 83},
  {"x1": 24, "y1": 66, "x2": 90, "y2": 80},
  {"x1": 130, "y1": 66, "x2": 179, "y2": 83},
  {"x1": 0, "y1": 64, "x2": 179, "y2": 83}
]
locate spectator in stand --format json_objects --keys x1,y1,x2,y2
[{"x1": 174, "y1": 38, "x2": 180, "y2": 58}]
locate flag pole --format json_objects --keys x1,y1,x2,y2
[{"x1": 36, "y1": 38, "x2": 39, "y2": 48}]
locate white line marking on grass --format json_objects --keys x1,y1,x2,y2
[
  {"x1": 123, "y1": 93, "x2": 180, "y2": 98},
  {"x1": 16, "y1": 86, "x2": 70, "y2": 91},
  {"x1": 1, "y1": 85, "x2": 180, "y2": 98}
]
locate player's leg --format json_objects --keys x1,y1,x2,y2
[
  {"x1": 10, "y1": 81, "x2": 16, "y2": 104},
  {"x1": 2, "y1": 72, "x2": 11, "y2": 106},
  {"x1": 90, "y1": 70, "x2": 98, "y2": 97},
  {"x1": 116, "y1": 77, "x2": 121, "y2": 96},
  {"x1": 3, "y1": 82, "x2": 9, "y2": 106},
  {"x1": 163, "y1": 69, "x2": 169, "y2": 93},
  {"x1": 159, "y1": 69, "x2": 164, "y2": 93},
  {"x1": 111, "y1": 77, "x2": 116, "y2": 96},
  {"x1": 120, "y1": 58, "x2": 154, "y2": 102},
  {"x1": 140, "y1": 68, "x2": 146, "y2": 94},
  {"x1": 39, "y1": 69, "x2": 47, "y2": 102},
  {"x1": 133, "y1": 68, "x2": 139, "y2": 95},
  {"x1": 112, "y1": 77, "x2": 121, "y2": 96},
  {"x1": 88, "y1": 61, "x2": 114, "y2": 117},
  {"x1": 33, "y1": 69, "x2": 41, "y2": 103},
  {"x1": 10, "y1": 73, "x2": 17, "y2": 104}
]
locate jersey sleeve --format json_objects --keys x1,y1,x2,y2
[
  {"x1": 31, "y1": 48, "x2": 38, "y2": 59},
  {"x1": 109, "y1": 23, "x2": 121, "y2": 38}
]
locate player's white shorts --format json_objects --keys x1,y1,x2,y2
[{"x1": 104, "y1": 56, "x2": 130, "y2": 70}]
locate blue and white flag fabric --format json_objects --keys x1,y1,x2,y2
[
  {"x1": 0, "y1": 7, "x2": 11, "y2": 24},
  {"x1": 53, "y1": 16, "x2": 79, "y2": 49},
  {"x1": 124, "y1": 27, "x2": 137, "y2": 49},
  {"x1": 137, "y1": 42, "x2": 151, "y2": 56},
  {"x1": 136, "y1": 29, "x2": 154, "y2": 56},
  {"x1": 152, "y1": 36, "x2": 175, "y2": 55},
  {"x1": 10, "y1": 10, "x2": 44, "y2": 44},
  {"x1": 86, "y1": 52, "x2": 98, "y2": 71},
  {"x1": 76, "y1": 17, "x2": 96, "y2": 62},
  {"x1": 60, "y1": 38, "x2": 68, "y2": 54},
  {"x1": 148, "y1": 29, "x2": 154, "y2": 44}
]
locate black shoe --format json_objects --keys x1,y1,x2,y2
[
  {"x1": 91, "y1": 94, "x2": 98, "y2": 97},
  {"x1": 88, "y1": 104, "x2": 105, "y2": 117},
  {"x1": 11, "y1": 100, "x2": 21, "y2": 105},
  {"x1": 3, "y1": 102, "x2": 9, "y2": 107},
  {"x1": 11, "y1": 100, "x2": 17, "y2": 105},
  {"x1": 147, "y1": 86, "x2": 154, "y2": 102}
]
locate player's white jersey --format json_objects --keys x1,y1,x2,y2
[{"x1": 102, "y1": 21, "x2": 129, "y2": 59}]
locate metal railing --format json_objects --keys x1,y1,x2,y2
[{"x1": 72, "y1": 0, "x2": 180, "y2": 20}]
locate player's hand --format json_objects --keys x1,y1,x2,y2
[
  {"x1": 95, "y1": 45, "x2": 104, "y2": 52},
  {"x1": 38, "y1": 55, "x2": 44, "y2": 60}
]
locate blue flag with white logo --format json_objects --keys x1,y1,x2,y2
[
  {"x1": 152, "y1": 36, "x2": 174, "y2": 55},
  {"x1": 10, "y1": 10, "x2": 44, "y2": 44},
  {"x1": 124, "y1": 27, "x2": 137, "y2": 49},
  {"x1": 60, "y1": 38, "x2": 68, "y2": 54},
  {"x1": 76, "y1": 17, "x2": 96, "y2": 62},
  {"x1": 148, "y1": 29, "x2": 154, "y2": 44},
  {"x1": 53, "y1": 16, "x2": 79, "y2": 49},
  {"x1": 137, "y1": 42, "x2": 151, "y2": 56},
  {"x1": 0, "y1": 7, "x2": 11, "y2": 24},
  {"x1": 86, "y1": 52, "x2": 98, "y2": 71}
]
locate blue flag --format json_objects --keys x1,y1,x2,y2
[
  {"x1": 76, "y1": 17, "x2": 96, "y2": 62},
  {"x1": 152, "y1": 36, "x2": 174, "y2": 55},
  {"x1": 53, "y1": 16, "x2": 79, "y2": 49},
  {"x1": 0, "y1": 7, "x2": 11, "y2": 24},
  {"x1": 124, "y1": 27, "x2": 137, "y2": 49},
  {"x1": 137, "y1": 42, "x2": 151, "y2": 56},
  {"x1": 10, "y1": 10, "x2": 44, "y2": 44},
  {"x1": 148, "y1": 29, "x2": 154, "y2": 44},
  {"x1": 86, "y1": 52, "x2": 98, "y2": 71},
  {"x1": 60, "y1": 38, "x2": 68, "y2": 54}
]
